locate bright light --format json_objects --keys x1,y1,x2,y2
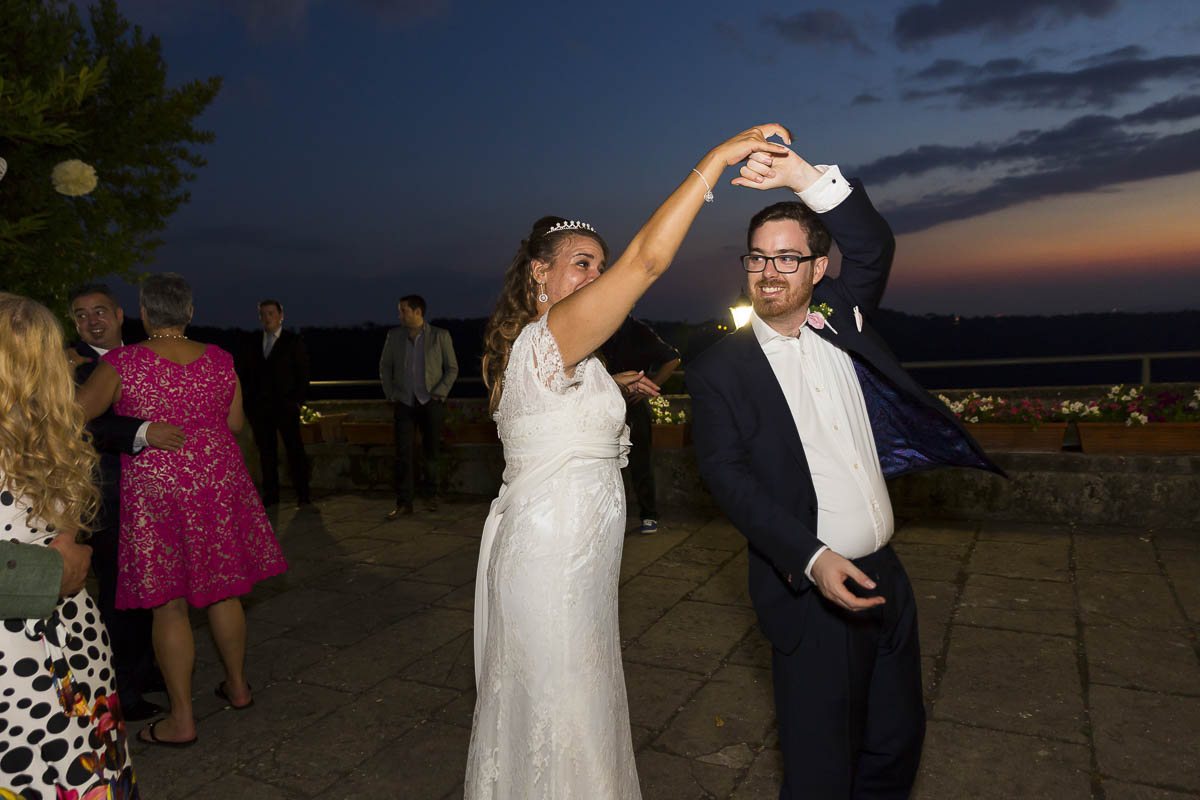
[{"x1": 730, "y1": 304, "x2": 753, "y2": 329}]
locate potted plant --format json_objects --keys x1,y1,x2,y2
[
  {"x1": 298, "y1": 404, "x2": 348, "y2": 444},
  {"x1": 647, "y1": 395, "x2": 692, "y2": 448},
  {"x1": 937, "y1": 392, "x2": 1068, "y2": 452},
  {"x1": 1069, "y1": 385, "x2": 1200, "y2": 453},
  {"x1": 443, "y1": 399, "x2": 499, "y2": 444}
]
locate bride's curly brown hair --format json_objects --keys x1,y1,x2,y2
[
  {"x1": 0, "y1": 293, "x2": 100, "y2": 536},
  {"x1": 482, "y1": 216, "x2": 610, "y2": 413}
]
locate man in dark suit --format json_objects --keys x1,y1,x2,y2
[
  {"x1": 687, "y1": 149, "x2": 1001, "y2": 799},
  {"x1": 67, "y1": 283, "x2": 184, "y2": 720},
  {"x1": 237, "y1": 299, "x2": 312, "y2": 507}
]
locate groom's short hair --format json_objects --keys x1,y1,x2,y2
[{"x1": 747, "y1": 202, "x2": 832, "y2": 257}]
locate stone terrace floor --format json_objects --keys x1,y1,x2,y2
[{"x1": 129, "y1": 494, "x2": 1200, "y2": 799}]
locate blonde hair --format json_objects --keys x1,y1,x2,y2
[{"x1": 0, "y1": 293, "x2": 100, "y2": 535}]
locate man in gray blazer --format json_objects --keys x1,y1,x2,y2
[{"x1": 379, "y1": 295, "x2": 458, "y2": 518}]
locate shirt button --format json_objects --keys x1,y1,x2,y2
[
  {"x1": 833, "y1": 424, "x2": 839, "y2": 431},
  {"x1": 6, "y1": 560, "x2": 16, "y2": 569},
  {"x1": 853, "y1": 464, "x2": 860, "y2": 470}
]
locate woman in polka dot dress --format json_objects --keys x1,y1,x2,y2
[{"x1": 0, "y1": 293, "x2": 137, "y2": 799}]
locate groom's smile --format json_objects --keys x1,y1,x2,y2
[{"x1": 746, "y1": 218, "x2": 828, "y2": 329}]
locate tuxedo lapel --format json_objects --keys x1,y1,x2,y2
[{"x1": 731, "y1": 328, "x2": 810, "y2": 473}]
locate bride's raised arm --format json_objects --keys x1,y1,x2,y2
[{"x1": 546, "y1": 125, "x2": 792, "y2": 369}]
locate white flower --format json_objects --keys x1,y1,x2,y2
[
  {"x1": 0, "y1": 156, "x2": 6, "y2": 182},
  {"x1": 51, "y1": 159, "x2": 98, "y2": 196},
  {"x1": 1125, "y1": 412, "x2": 1148, "y2": 426}
]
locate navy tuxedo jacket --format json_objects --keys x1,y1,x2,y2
[{"x1": 687, "y1": 180, "x2": 1001, "y2": 652}]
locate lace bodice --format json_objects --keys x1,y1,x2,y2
[{"x1": 494, "y1": 315, "x2": 629, "y2": 482}]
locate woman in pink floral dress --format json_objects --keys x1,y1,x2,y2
[{"x1": 79, "y1": 273, "x2": 287, "y2": 747}]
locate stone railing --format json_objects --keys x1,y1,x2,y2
[{"x1": 241, "y1": 389, "x2": 1199, "y2": 528}]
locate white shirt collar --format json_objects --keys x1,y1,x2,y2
[
  {"x1": 89, "y1": 341, "x2": 124, "y2": 357},
  {"x1": 749, "y1": 308, "x2": 811, "y2": 345}
]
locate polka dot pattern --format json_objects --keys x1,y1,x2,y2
[{"x1": 1, "y1": 481, "x2": 137, "y2": 797}]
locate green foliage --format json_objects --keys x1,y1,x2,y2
[{"x1": 0, "y1": 0, "x2": 221, "y2": 314}]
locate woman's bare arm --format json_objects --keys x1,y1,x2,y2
[
  {"x1": 228, "y1": 377, "x2": 246, "y2": 433},
  {"x1": 548, "y1": 125, "x2": 791, "y2": 368}
]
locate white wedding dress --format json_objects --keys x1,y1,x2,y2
[{"x1": 465, "y1": 315, "x2": 641, "y2": 799}]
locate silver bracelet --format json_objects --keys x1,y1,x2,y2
[{"x1": 691, "y1": 168, "x2": 714, "y2": 203}]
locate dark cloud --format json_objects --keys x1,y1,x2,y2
[
  {"x1": 982, "y1": 57, "x2": 1032, "y2": 76},
  {"x1": 852, "y1": 93, "x2": 883, "y2": 106},
  {"x1": 1072, "y1": 44, "x2": 1148, "y2": 67},
  {"x1": 894, "y1": 0, "x2": 1122, "y2": 48},
  {"x1": 713, "y1": 20, "x2": 779, "y2": 65},
  {"x1": 903, "y1": 54, "x2": 1200, "y2": 109},
  {"x1": 851, "y1": 93, "x2": 1200, "y2": 233},
  {"x1": 764, "y1": 10, "x2": 873, "y2": 54},
  {"x1": 881, "y1": 126, "x2": 1200, "y2": 233},
  {"x1": 915, "y1": 58, "x2": 971, "y2": 80},
  {"x1": 1122, "y1": 93, "x2": 1200, "y2": 124},
  {"x1": 914, "y1": 56, "x2": 1035, "y2": 82}
]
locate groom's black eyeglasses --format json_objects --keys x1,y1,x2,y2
[{"x1": 740, "y1": 254, "x2": 820, "y2": 273}]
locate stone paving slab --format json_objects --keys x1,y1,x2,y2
[
  {"x1": 957, "y1": 572, "x2": 1077, "y2": 636},
  {"x1": 912, "y1": 720, "x2": 1093, "y2": 800},
  {"x1": 117, "y1": 494, "x2": 1199, "y2": 799},
  {"x1": 936, "y1": 626, "x2": 1088, "y2": 742},
  {"x1": 1090, "y1": 685, "x2": 1200, "y2": 791}
]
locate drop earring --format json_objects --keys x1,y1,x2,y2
[{"x1": 538, "y1": 283, "x2": 548, "y2": 304}]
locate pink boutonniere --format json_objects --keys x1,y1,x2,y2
[{"x1": 806, "y1": 302, "x2": 838, "y2": 335}]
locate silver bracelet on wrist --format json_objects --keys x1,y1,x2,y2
[{"x1": 691, "y1": 168, "x2": 714, "y2": 203}]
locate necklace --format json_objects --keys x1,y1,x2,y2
[{"x1": 147, "y1": 333, "x2": 188, "y2": 340}]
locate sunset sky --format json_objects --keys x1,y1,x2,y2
[{"x1": 107, "y1": 0, "x2": 1200, "y2": 327}]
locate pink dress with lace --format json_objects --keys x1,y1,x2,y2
[{"x1": 103, "y1": 344, "x2": 287, "y2": 609}]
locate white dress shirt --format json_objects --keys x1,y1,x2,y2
[
  {"x1": 751, "y1": 164, "x2": 894, "y2": 582},
  {"x1": 91, "y1": 343, "x2": 151, "y2": 452}
]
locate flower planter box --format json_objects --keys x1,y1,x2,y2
[
  {"x1": 965, "y1": 422, "x2": 1067, "y2": 452},
  {"x1": 300, "y1": 423, "x2": 321, "y2": 444},
  {"x1": 651, "y1": 423, "x2": 692, "y2": 448},
  {"x1": 445, "y1": 422, "x2": 499, "y2": 444},
  {"x1": 342, "y1": 421, "x2": 394, "y2": 446},
  {"x1": 1077, "y1": 422, "x2": 1200, "y2": 453},
  {"x1": 300, "y1": 413, "x2": 349, "y2": 444}
]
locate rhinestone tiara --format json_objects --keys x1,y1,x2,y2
[{"x1": 545, "y1": 219, "x2": 596, "y2": 236}]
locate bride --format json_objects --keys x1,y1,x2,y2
[{"x1": 465, "y1": 124, "x2": 791, "y2": 798}]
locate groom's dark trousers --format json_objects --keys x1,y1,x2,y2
[{"x1": 688, "y1": 180, "x2": 1002, "y2": 799}]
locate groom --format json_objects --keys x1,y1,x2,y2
[{"x1": 688, "y1": 148, "x2": 1001, "y2": 799}]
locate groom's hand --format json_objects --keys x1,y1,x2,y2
[
  {"x1": 810, "y1": 550, "x2": 886, "y2": 612},
  {"x1": 733, "y1": 147, "x2": 824, "y2": 194}
]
